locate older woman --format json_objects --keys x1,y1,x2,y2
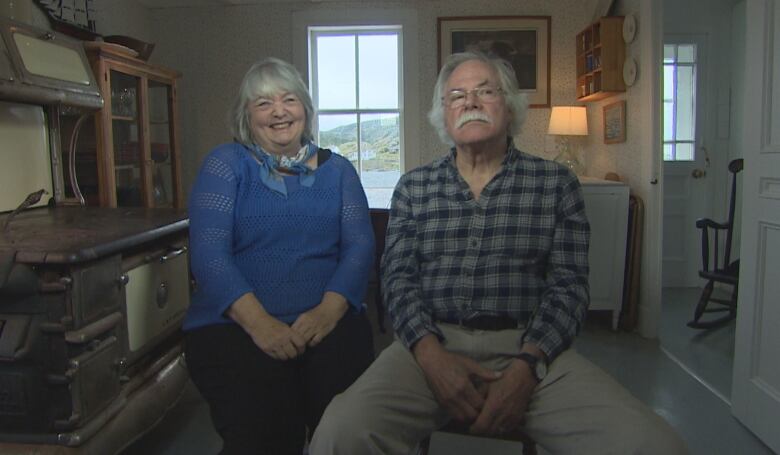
[{"x1": 183, "y1": 57, "x2": 375, "y2": 455}]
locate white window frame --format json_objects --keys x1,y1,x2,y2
[
  {"x1": 292, "y1": 8, "x2": 421, "y2": 209},
  {"x1": 308, "y1": 26, "x2": 404, "y2": 179},
  {"x1": 663, "y1": 43, "x2": 698, "y2": 161}
]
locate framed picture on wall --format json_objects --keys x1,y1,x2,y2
[
  {"x1": 603, "y1": 100, "x2": 626, "y2": 144},
  {"x1": 437, "y1": 16, "x2": 551, "y2": 108}
]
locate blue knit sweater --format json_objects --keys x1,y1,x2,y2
[{"x1": 183, "y1": 143, "x2": 374, "y2": 331}]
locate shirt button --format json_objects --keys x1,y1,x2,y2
[{"x1": 471, "y1": 239, "x2": 478, "y2": 247}]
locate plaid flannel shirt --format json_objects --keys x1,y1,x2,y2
[{"x1": 381, "y1": 145, "x2": 590, "y2": 362}]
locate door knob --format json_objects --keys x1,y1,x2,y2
[{"x1": 691, "y1": 168, "x2": 706, "y2": 179}]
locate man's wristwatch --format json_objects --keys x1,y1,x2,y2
[{"x1": 515, "y1": 352, "x2": 547, "y2": 382}]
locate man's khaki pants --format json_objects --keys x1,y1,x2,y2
[{"x1": 310, "y1": 323, "x2": 688, "y2": 455}]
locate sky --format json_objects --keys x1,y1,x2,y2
[{"x1": 315, "y1": 33, "x2": 399, "y2": 131}]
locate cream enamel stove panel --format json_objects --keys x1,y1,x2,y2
[{"x1": 125, "y1": 247, "x2": 190, "y2": 352}]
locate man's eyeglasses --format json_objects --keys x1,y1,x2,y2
[{"x1": 443, "y1": 86, "x2": 503, "y2": 108}]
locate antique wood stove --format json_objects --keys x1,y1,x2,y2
[{"x1": 0, "y1": 16, "x2": 190, "y2": 454}]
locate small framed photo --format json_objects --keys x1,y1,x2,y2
[
  {"x1": 603, "y1": 100, "x2": 626, "y2": 144},
  {"x1": 437, "y1": 16, "x2": 551, "y2": 108}
]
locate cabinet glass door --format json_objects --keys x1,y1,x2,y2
[
  {"x1": 148, "y1": 80, "x2": 175, "y2": 208},
  {"x1": 110, "y1": 70, "x2": 143, "y2": 206}
]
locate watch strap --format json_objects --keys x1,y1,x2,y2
[{"x1": 516, "y1": 352, "x2": 543, "y2": 381}]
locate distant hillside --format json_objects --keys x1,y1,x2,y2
[{"x1": 319, "y1": 117, "x2": 400, "y2": 154}]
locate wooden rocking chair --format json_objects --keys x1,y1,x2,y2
[{"x1": 688, "y1": 158, "x2": 743, "y2": 329}]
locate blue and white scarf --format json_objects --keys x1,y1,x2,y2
[{"x1": 248, "y1": 142, "x2": 317, "y2": 196}]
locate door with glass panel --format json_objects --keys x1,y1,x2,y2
[{"x1": 662, "y1": 36, "x2": 711, "y2": 287}]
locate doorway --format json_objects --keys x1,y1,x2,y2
[{"x1": 659, "y1": 0, "x2": 745, "y2": 403}]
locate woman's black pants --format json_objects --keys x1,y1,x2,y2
[{"x1": 185, "y1": 311, "x2": 374, "y2": 455}]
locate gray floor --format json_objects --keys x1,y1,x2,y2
[
  {"x1": 121, "y1": 289, "x2": 775, "y2": 454},
  {"x1": 659, "y1": 286, "x2": 736, "y2": 402}
]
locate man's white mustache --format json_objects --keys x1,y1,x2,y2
[{"x1": 455, "y1": 112, "x2": 492, "y2": 129}]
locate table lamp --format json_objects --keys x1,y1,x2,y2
[{"x1": 548, "y1": 106, "x2": 588, "y2": 175}]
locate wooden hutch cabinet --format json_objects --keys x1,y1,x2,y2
[
  {"x1": 83, "y1": 44, "x2": 183, "y2": 208},
  {"x1": 576, "y1": 16, "x2": 626, "y2": 102}
]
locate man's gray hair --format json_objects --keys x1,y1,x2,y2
[
  {"x1": 428, "y1": 51, "x2": 528, "y2": 146},
  {"x1": 230, "y1": 57, "x2": 315, "y2": 147}
]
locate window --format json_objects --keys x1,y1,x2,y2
[
  {"x1": 309, "y1": 26, "x2": 403, "y2": 208},
  {"x1": 663, "y1": 43, "x2": 697, "y2": 161}
]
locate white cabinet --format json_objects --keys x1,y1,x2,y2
[{"x1": 580, "y1": 177, "x2": 629, "y2": 330}]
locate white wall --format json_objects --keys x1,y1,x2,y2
[{"x1": 92, "y1": 0, "x2": 154, "y2": 42}]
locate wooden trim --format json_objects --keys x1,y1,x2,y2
[
  {"x1": 86, "y1": 45, "x2": 181, "y2": 79},
  {"x1": 169, "y1": 80, "x2": 184, "y2": 209},
  {"x1": 139, "y1": 76, "x2": 153, "y2": 207}
]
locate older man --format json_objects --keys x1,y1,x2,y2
[{"x1": 310, "y1": 52, "x2": 687, "y2": 455}]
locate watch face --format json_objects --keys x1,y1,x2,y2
[{"x1": 535, "y1": 359, "x2": 548, "y2": 381}]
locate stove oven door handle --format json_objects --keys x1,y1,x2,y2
[{"x1": 159, "y1": 246, "x2": 188, "y2": 263}]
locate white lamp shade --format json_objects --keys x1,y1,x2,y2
[{"x1": 548, "y1": 106, "x2": 588, "y2": 136}]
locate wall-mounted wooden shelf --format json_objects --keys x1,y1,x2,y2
[{"x1": 576, "y1": 17, "x2": 626, "y2": 102}]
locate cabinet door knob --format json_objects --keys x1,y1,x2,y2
[{"x1": 691, "y1": 168, "x2": 706, "y2": 179}]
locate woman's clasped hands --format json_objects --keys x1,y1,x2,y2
[{"x1": 248, "y1": 291, "x2": 349, "y2": 360}]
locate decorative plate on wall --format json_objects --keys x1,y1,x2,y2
[
  {"x1": 623, "y1": 58, "x2": 638, "y2": 87},
  {"x1": 623, "y1": 14, "x2": 637, "y2": 43}
]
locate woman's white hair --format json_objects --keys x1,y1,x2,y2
[
  {"x1": 229, "y1": 57, "x2": 315, "y2": 147},
  {"x1": 428, "y1": 51, "x2": 528, "y2": 146}
]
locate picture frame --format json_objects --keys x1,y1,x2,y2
[
  {"x1": 603, "y1": 100, "x2": 626, "y2": 144},
  {"x1": 437, "y1": 16, "x2": 551, "y2": 108}
]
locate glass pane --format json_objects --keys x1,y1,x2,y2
[
  {"x1": 663, "y1": 143, "x2": 674, "y2": 161},
  {"x1": 663, "y1": 65, "x2": 675, "y2": 100},
  {"x1": 359, "y1": 113, "x2": 400, "y2": 177},
  {"x1": 678, "y1": 44, "x2": 696, "y2": 63},
  {"x1": 360, "y1": 113, "x2": 400, "y2": 209},
  {"x1": 663, "y1": 44, "x2": 676, "y2": 63},
  {"x1": 676, "y1": 66, "x2": 695, "y2": 141},
  {"x1": 149, "y1": 80, "x2": 174, "y2": 208},
  {"x1": 663, "y1": 101, "x2": 674, "y2": 141},
  {"x1": 318, "y1": 114, "x2": 358, "y2": 169},
  {"x1": 676, "y1": 142, "x2": 694, "y2": 160},
  {"x1": 110, "y1": 71, "x2": 137, "y2": 119},
  {"x1": 316, "y1": 35, "x2": 356, "y2": 109},
  {"x1": 358, "y1": 34, "x2": 399, "y2": 109},
  {"x1": 111, "y1": 71, "x2": 143, "y2": 206}
]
